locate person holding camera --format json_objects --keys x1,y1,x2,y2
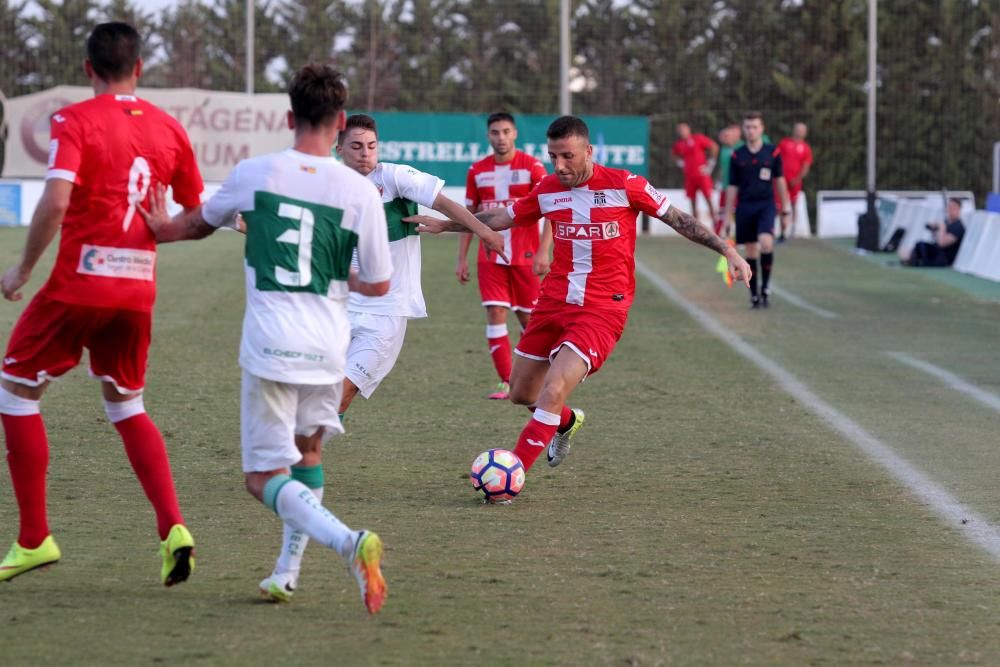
[{"x1": 901, "y1": 198, "x2": 966, "y2": 267}]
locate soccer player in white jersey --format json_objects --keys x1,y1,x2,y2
[
  {"x1": 140, "y1": 65, "x2": 393, "y2": 613},
  {"x1": 247, "y1": 113, "x2": 507, "y2": 600},
  {"x1": 335, "y1": 113, "x2": 507, "y2": 415}
]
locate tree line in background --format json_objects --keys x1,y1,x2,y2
[{"x1": 1, "y1": 0, "x2": 997, "y2": 202}]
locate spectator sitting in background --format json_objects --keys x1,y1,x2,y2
[{"x1": 901, "y1": 198, "x2": 965, "y2": 267}]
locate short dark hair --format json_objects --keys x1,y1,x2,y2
[
  {"x1": 338, "y1": 114, "x2": 377, "y2": 145},
  {"x1": 487, "y1": 112, "x2": 515, "y2": 128},
  {"x1": 86, "y1": 22, "x2": 141, "y2": 82},
  {"x1": 547, "y1": 116, "x2": 589, "y2": 141},
  {"x1": 948, "y1": 197, "x2": 962, "y2": 207},
  {"x1": 288, "y1": 64, "x2": 348, "y2": 128},
  {"x1": 743, "y1": 110, "x2": 764, "y2": 122}
]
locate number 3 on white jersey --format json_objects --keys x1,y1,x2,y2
[
  {"x1": 122, "y1": 156, "x2": 151, "y2": 231},
  {"x1": 275, "y1": 202, "x2": 315, "y2": 287}
]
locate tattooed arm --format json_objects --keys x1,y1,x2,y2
[{"x1": 657, "y1": 205, "x2": 752, "y2": 287}]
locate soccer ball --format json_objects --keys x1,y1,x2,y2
[{"x1": 470, "y1": 449, "x2": 525, "y2": 502}]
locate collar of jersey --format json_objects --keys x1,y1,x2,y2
[{"x1": 286, "y1": 148, "x2": 339, "y2": 163}]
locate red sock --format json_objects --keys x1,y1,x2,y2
[
  {"x1": 487, "y1": 326, "x2": 512, "y2": 383},
  {"x1": 114, "y1": 413, "x2": 184, "y2": 540},
  {"x1": 512, "y1": 409, "x2": 561, "y2": 471},
  {"x1": 2, "y1": 413, "x2": 51, "y2": 549}
]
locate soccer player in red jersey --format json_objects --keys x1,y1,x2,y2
[
  {"x1": 409, "y1": 116, "x2": 751, "y2": 483},
  {"x1": 0, "y1": 22, "x2": 202, "y2": 584},
  {"x1": 459, "y1": 113, "x2": 552, "y2": 400},
  {"x1": 775, "y1": 122, "x2": 814, "y2": 241},
  {"x1": 672, "y1": 122, "x2": 719, "y2": 224}
]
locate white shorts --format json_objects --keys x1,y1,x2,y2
[
  {"x1": 345, "y1": 311, "x2": 408, "y2": 399},
  {"x1": 240, "y1": 370, "x2": 344, "y2": 473}
]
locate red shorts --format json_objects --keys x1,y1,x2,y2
[
  {"x1": 684, "y1": 173, "x2": 714, "y2": 200},
  {"x1": 514, "y1": 297, "x2": 628, "y2": 375},
  {"x1": 2, "y1": 294, "x2": 151, "y2": 393},
  {"x1": 477, "y1": 262, "x2": 540, "y2": 312}
]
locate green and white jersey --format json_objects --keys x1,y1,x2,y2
[
  {"x1": 203, "y1": 149, "x2": 393, "y2": 385},
  {"x1": 348, "y1": 162, "x2": 445, "y2": 318}
]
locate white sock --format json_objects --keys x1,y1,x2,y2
[
  {"x1": 275, "y1": 487, "x2": 323, "y2": 575},
  {"x1": 103, "y1": 395, "x2": 145, "y2": 423},
  {"x1": 272, "y1": 480, "x2": 355, "y2": 560}
]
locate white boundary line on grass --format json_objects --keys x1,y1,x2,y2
[
  {"x1": 770, "y1": 285, "x2": 840, "y2": 319},
  {"x1": 887, "y1": 351, "x2": 1000, "y2": 413},
  {"x1": 635, "y1": 259, "x2": 1000, "y2": 563}
]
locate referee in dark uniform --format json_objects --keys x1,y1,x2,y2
[{"x1": 723, "y1": 111, "x2": 792, "y2": 308}]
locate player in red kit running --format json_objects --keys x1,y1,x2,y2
[
  {"x1": 0, "y1": 22, "x2": 202, "y2": 584},
  {"x1": 775, "y1": 122, "x2": 813, "y2": 241},
  {"x1": 408, "y1": 116, "x2": 750, "y2": 488},
  {"x1": 672, "y1": 122, "x2": 719, "y2": 223},
  {"x1": 459, "y1": 113, "x2": 551, "y2": 400}
]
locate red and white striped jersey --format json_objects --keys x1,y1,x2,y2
[
  {"x1": 508, "y1": 165, "x2": 670, "y2": 310},
  {"x1": 465, "y1": 150, "x2": 547, "y2": 266}
]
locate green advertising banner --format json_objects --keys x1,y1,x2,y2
[{"x1": 362, "y1": 112, "x2": 649, "y2": 185}]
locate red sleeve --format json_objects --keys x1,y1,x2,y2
[
  {"x1": 465, "y1": 166, "x2": 479, "y2": 209},
  {"x1": 46, "y1": 110, "x2": 84, "y2": 183},
  {"x1": 509, "y1": 182, "x2": 543, "y2": 226},
  {"x1": 696, "y1": 134, "x2": 713, "y2": 150},
  {"x1": 804, "y1": 144, "x2": 814, "y2": 165},
  {"x1": 625, "y1": 173, "x2": 671, "y2": 218},
  {"x1": 530, "y1": 160, "x2": 547, "y2": 185},
  {"x1": 671, "y1": 140, "x2": 682, "y2": 158},
  {"x1": 169, "y1": 126, "x2": 204, "y2": 209}
]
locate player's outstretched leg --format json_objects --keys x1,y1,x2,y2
[
  {"x1": 1, "y1": 388, "x2": 61, "y2": 582},
  {"x1": 260, "y1": 464, "x2": 325, "y2": 602},
  {"x1": 260, "y1": 474, "x2": 387, "y2": 614}
]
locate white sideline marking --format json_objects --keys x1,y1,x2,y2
[
  {"x1": 636, "y1": 259, "x2": 1000, "y2": 562},
  {"x1": 770, "y1": 285, "x2": 839, "y2": 319},
  {"x1": 887, "y1": 351, "x2": 1000, "y2": 414}
]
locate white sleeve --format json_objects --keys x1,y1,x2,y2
[
  {"x1": 390, "y1": 164, "x2": 445, "y2": 208},
  {"x1": 349, "y1": 186, "x2": 393, "y2": 283},
  {"x1": 201, "y1": 163, "x2": 248, "y2": 228}
]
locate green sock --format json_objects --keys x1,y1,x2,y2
[{"x1": 290, "y1": 464, "x2": 324, "y2": 490}]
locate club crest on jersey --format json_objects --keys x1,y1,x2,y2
[
  {"x1": 593, "y1": 191, "x2": 607, "y2": 205},
  {"x1": 555, "y1": 221, "x2": 621, "y2": 240}
]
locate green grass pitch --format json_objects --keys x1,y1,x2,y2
[{"x1": 2, "y1": 229, "x2": 1000, "y2": 665}]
